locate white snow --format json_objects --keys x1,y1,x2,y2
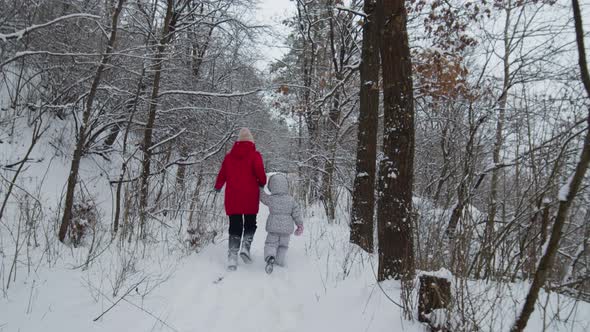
[
  {"x1": 0, "y1": 205, "x2": 423, "y2": 332},
  {"x1": 418, "y1": 268, "x2": 453, "y2": 281}
]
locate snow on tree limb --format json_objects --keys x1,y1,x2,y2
[
  {"x1": 158, "y1": 89, "x2": 262, "y2": 98},
  {"x1": 147, "y1": 128, "x2": 187, "y2": 152},
  {"x1": 0, "y1": 51, "x2": 103, "y2": 69},
  {"x1": 0, "y1": 13, "x2": 100, "y2": 42},
  {"x1": 335, "y1": 6, "x2": 367, "y2": 18}
]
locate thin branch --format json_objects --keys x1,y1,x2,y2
[{"x1": 0, "y1": 13, "x2": 100, "y2": 42}]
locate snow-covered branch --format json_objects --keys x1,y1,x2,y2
[
  {"x1": 158, "y1": 89, "x2": 262, "y2": 98},
  {"x1": 0, "y1": 13, "x2": 100, "y2": 42},
  {"x1": 0, "y1": 51, "x2": 103, "y2": 69},
  {"x1": 148, "y1": 128, "x2": 187, "y2": 152},
  {"x1": 335, "y1": 6, "x2": 366, "y2": 18}
]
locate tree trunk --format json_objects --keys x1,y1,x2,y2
[
  {"x1": 376, "y1": 0, "x2": 415, "y2": 281},
  {"x1": 58, "y1": 0, "x2": 126, "y2": 242},
  {"x1": 138, "y1": 0, "x2": 175, "y2": 239},
  {"x1": 480, "y1": 2, "x2": 512, "y2": 279},
  {"x1": 418, "y1": 274, "x2": 452, "y2": 331},
  {"x1": 113, "y1": 66, "x2": 146, "y2": 235},
  {"x1": 350, "y1": 0, "x2": 379, "y2": 253},
  {"x1": 512, "y1": 0, "x2": 590, "y2": 329}
]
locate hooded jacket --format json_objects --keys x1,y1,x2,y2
[
  {"x1": 260, "y1": 173, "x2": 304, "y2": 234},
  {"x1": 215, "y1": 141, "x2": 267, "y2": 215}
]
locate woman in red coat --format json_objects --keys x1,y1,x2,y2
[{"x1": 214, "y1": 128, "x2": 267, "y2": 270}]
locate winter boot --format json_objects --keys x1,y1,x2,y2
[
  {"x1": 240, "y1": 232, "x2": 254, "y2": 264},
  {"x1": 265, "y1": 256, "x2": 275, "y2": 274},
  {"x1": 227, "y1": 235, "x2": 241, "y2": 271}
]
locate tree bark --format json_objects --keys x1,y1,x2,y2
[
  {"x1": 138, "y1": 0, "x2": 175, "y2": 239},
  {"x1": 512, "y1": 0, "x2": 590, "y2": 330},
  {"x1": 58, "y1": 0, "x2": 126, "y2": 242},
  {"x1": 350, "y1": 0, "x2": 379, "y2": 253},
  {"x1": 418, "y1": 274, "x2": 452, "y2": 331},
  {"x1": 376, "y1": 0, "x2": 415, "y2": 280}
]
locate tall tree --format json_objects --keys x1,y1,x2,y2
[
  {"x1": 138, "y1": 0, "x2": 176, "y2": 239},
  {"x1": 376, "y1": 0, "x2": 415, "y2": 280},
  {"x1": 350, "y1": 0, "x2": 379, "y2": 253},
  {"x1": 58, "y1": 0, "x2": 126, "y2": 243},
  {"x1": 480, "y1": 0, "x2": 512, "y2": 279},
  {"x1": 511, "y1": 0, "x2": 590, "y2": 330}
]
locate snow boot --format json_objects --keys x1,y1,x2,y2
[
  {"x1": 240, "y1": 232, "x2": 254, "y2": 264},
  {"x1": 228, "y1": 235, "x2": 241, "y2": 271},
  {"x1": 265, "y1": 256, "x2": 275, "y2": 274}
]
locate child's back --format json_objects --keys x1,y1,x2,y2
[
  {"x1": 260, "y1": 173, "x2": 303, "y2": 234},
  {"x1": 260, "y1": 173, "x2": 303, "y2": 273}
]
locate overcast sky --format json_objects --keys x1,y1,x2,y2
[{"x1": 252, "y1": 0, "x2": 295, "y2": 70}]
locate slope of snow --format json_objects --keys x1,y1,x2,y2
[{"x1": 0, "y1": 204, "x2": 421, "y2": 332}]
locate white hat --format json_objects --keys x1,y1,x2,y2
[{"x1": 238, "y1": 127, "x2": 254, "y2": 142}]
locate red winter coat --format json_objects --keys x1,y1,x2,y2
[{"x1": 214, "y1": 141, "x2": 267, "y2": 215}]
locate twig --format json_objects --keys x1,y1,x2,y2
[
  {"x1": 368, "y1": 255, "x2": 404, "y2": 308},
  {"x1": 91, "y1": 279, "x2": 179, "y2": 332},
  {"x1": 120, "y1": 296, "x2": 179, "y2": 332},
  {"x1": 93, "y1": 276, "x2": 147, "y2": 321}
]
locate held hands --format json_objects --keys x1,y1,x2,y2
[{"x1": 294, "y1": 224, "x2": 304, "y2": 236}]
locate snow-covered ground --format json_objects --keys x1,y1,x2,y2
[
  {"x1": 0, "y1": 204, "x2": 420, "y2": 332},
  {"x1": 2, "y1": 203, "x2": 590, "y2": 332}
]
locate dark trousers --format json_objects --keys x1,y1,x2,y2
[{"x1": 228, "y1": 214, "x2": 257, "y2": 237}]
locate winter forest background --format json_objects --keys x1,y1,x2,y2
[{"x1": 1, "y1": 0, "x2": 590, "y2": 331}]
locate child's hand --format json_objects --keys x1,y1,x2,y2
[{"x1": 294, "y1": 225, "x2": 304, "y2": 236}]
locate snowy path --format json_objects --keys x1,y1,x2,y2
[
  {"x1": 141, "y1": 205, "x2": 397, "y2": 332},
  {"x1": 165, "y1": 228, "x2": 310, "y2": 331}
]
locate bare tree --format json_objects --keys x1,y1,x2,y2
[
  {"x1": 350, "y1": 0, "x2": 379, "y2": 253},
  {"x1": 512, "y1": 0, "x2": 590, "y2": 330},
  {"x1": 58, "y1": 0, "x2": 126, "y2": 243},
  {"x1": 138, "y1": 0, "x2": 176, "y2": 239}
]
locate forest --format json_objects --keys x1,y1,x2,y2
[{"x1": 0, "y1": 0, "x2": 589, "y2": 331}]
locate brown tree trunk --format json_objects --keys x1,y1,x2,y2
[
  {"x1": 58, "y1": 0, "x2": 126, "y2": 242},
  {"x1": 350, "y1": 0, "x2": 379, "y2": 253},
  {"x1": 138, "y1": 0, "x2": 175, "y2": 239},
  {"x1": 418, "y1": 274, "x2": 452, "y2": 331},
  {"x1": 512, "y1": 0, "x2": 590, "y2": 329},
  {"x1": 376, "y1": 0, "x2": 415, "y2": 281}
]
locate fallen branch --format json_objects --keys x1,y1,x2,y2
[
  {"x1": 93, "y1": 276, "x2": 147, "y2": 322},
  {"x1": 91, "y1": 277, "x2": 178, "y2": 332}
]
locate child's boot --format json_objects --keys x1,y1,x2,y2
[
  {"x1": 227, "y1": 235, "x2": 241, "y2": 271},
  {"x1": 265, "y1": 256, "x2": 275, "y2": 274}
]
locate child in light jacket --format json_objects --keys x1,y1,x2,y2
[{"x1": 259, "y1": 173, "x2": 304, "y2": 274}]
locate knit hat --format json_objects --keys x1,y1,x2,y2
[{"x1": 238, "y1": 127, "x2": 254, "y2": 142}]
